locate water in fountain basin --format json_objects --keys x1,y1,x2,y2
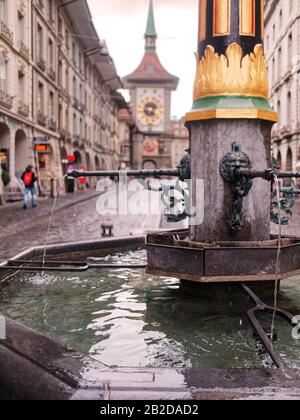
[{"x1": 1, "y1": 249, "x2": 300, "y2": 369}]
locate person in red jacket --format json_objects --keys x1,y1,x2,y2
[{"x1": 21, "y1": 165, "x2": 37, "y2": 209}]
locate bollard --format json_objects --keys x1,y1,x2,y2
[
  {"x1": 0, "y1": 316, "x2": 5, "y2": 340},
  {"x1": 101, "y1": 224, "x2": 114, "y2": 238}
]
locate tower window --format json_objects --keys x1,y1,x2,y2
[{"x1": 146, "y1": 64, "x2": 154, "y2": 73}]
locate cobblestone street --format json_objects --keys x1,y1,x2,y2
[{"x1": 0, "y1": 188, "x2": 162, "y2": 261}]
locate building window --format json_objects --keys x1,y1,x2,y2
[
  {"x1": 17, "y1": 11, "x2": 24, "y2": 45},
  {"x1": 72, "y1": 42, "x2": 76, "y2": 66},
  {"x1": 65, "y1": 109, "x2": 69, "y2": 130},
  {"x1": 288, "y1": 33, "x2": 293, "y2": 67},
  {"x1": 38, "y1": 82, "x2": 44, "y2": 113},
  {"x1": 48, "y1": 38, "x2": 54, "y2": 65},
  {"x1": 79, "y1": 51, "x2": 82, "y2": 74},
  {"x1": 49, "y1": 90, "x2": 54, "y2": 118},
  {"x1": 37, "y1": 24, "x2": 43, "y2": 58},
  {"x1": 279, "y1": 9, "x2": 282, "y2": 28},
  {"x1": 58, "y1": 17, "x2": 63, "y2": 36},
  {"x1": 18, "y1": 70, "x2": 25, "y2": 101},
  {"x1": 73, "y1": 76, "x2": 77, "y2": 99},
  {"x1": 287, "y1": 92, "x2": 292, "y2": 125},
  {"x1": 79, "y1": 83, "x2": 82, "y2": 103},
  {"x1": 48, "y1": 0, "x2": 54, "y2": 23},
  {"x1": 277, "y1": 47, "x2": 281, "y2": 79},
  {"x1": 0, "y1": 56, "x2": 6, "y2": 92},
  {"x1": 65, "y1": 67, "x2": 69, "y2": 91},
  {"x1": 73, "y1": 113, "x2": 77, "y2": 134},
  {"x1": 65, "y1": 28, "x2": 69, "y2": 50},
  {"x1": 58, "y1": 60, "x2": 62, "y2": 86},
  {"x1": 277, "y1": 99, "x2": 281, "y2": 121},
  {"x1": 0, "y1": 0, "x2": 5, "y2": 22}
]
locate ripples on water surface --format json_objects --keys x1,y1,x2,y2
[{"x1": 0, "y1": 249, "x2": 300, "y2": 369}]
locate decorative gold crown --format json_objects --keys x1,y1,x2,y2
[{"x1": 193, "y1": 43, "x2": 269, "y2": 100}]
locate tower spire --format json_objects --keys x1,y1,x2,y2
[{"x1": 145, "y1": 0, "x2": 157, "y2": 51}]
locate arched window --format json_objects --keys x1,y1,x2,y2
[{"x1": 286, "y1": 148, "x2": 293, "y2": 172}]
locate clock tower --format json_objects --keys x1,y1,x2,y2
[{"x1": 123, "y1": 0, "x2": 179, "y2": 169}]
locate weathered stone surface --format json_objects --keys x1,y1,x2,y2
[{"x1": 187, "y1": 119, "x2": 273, "y2": 242}]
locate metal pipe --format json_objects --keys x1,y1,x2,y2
[
  {"x1": 67, "y1": 169, "x2": 180, "y2": 179},
  {"x1": 0, "y1": 263, "x2": 147, "y2": 273},
  {"x1": 241, "y1": 284, "x2": 296, "y2": 371},
  {"x1": 235, "y1": 169, "x2": 300, "y2": 180}
]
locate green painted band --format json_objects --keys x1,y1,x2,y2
[{"x1": 192, "y1": 96, "x2": 273, "y2": 112}]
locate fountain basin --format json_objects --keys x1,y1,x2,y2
[
  {"x1": 2, "y1": 316, "x2": 300, "y2": 400},
  {"x1": 1, "y1": 236, "x2": 300, "y2": 400},
  {"x1": 146, "y1": 230, "x2": 300, "y2": 283}
]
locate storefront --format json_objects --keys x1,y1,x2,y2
[{"x1": 34, "y1": 137, "x2": 54, "y2": 195}]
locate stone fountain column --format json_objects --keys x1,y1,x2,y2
[{"x1": 185, "y1": 0, "x2": 277, "y2": 243}]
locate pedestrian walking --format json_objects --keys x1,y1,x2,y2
[{"x1": 21, "y1": 165, "x2": 37, "y2": 209}]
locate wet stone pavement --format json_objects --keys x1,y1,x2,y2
[
  {"x1": 0, "y1": 189, "x2": 299, "y2": 262},
  {"x1": 0, "y1": 189, "x2": 161, "y2": 261}
]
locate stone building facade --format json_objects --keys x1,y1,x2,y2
[
  {"x1": 0, "y1": 0, "x2": 132, "y2": 197},
  {"x1": 0, "y1": 0, "x2": 33, "y2": 191},
  {"x1": 265, "y1": 0, "x2": 300, "y2": 174}
]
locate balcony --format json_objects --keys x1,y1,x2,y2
[
  {"x1": 73, "y1": 97, "x2": 80, "y2": 110},
  {"x1": 36, "y1": 111, "x2": 47, "y2": 127},
  {"x1": 58, "y1": 33, "x2": 64, "y2": 47},
  {"x1": 59, "y1": 88, "x2": 71, "y2": 103},
  {"x1": 36, "y1": 0, "x2": 44, "y2": 11},
  {"x1": 60, "y1": 128, "x2": 71, "y2": 141},
  {"x1": 19, "y1": 41, "x2": 30, "y2": 61},
  {"x1": 37, "y1": 56, "x2": 46, "y2": 71},
  {"x1": 0, "y1": 21, "x2": 14, "y2": 45},
  {"x1": 48, "y1": 118, "x2": 57, "y2": 131},
  {"x1": 79, "y1": 103, "x2": 86, "y2": 113},
  {"x1": 73, "y1": 134, "x2": 81, "y2": 144},
  {"x1": 48, "y1": 17, "x2": 55, "y2": 28},
  {"x1": 48, "y1": 68, "x2": 56, "y2": 81},
  {"x1": 18, "y1": 1, "x2": 26, "y2": 17},
  {"x1": 17, "y1": 101, "x2": 29, "y2": 117},
  {"x1": 0, "y1": 90, "x2": 14, "y2": 109}
]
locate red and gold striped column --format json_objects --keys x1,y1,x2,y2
[{"x1": 186, "y1": 0, "x2": 277, "y2": 123}]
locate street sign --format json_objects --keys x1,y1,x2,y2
[{"x1": 34, "y1": 137, "x2": 49, "y2": 144}]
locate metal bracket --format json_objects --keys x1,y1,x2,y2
[
  {"x1": 136, "y1": 150, "x2": 191, "y2": 223},
  {"x1": 241, "y1": 284, "x2": 297, "y2": 371},
  {"x1": 271, "y1": 181, "x2": 300, "y2": 225},
  {"x1": 220, "y1": 143, "x2": 253, "y2": 230}
]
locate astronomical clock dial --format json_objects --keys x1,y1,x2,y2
[
  {"x1": 136, "y1": 88, "x2": 165, "y2": 132},
  {"x1": 138, "y1": 96, "x2": 164, "y2": 125}
]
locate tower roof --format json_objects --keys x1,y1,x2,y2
[
  {"x1": 123, "y1": 0, "x2": 178, "y2": 90},
  {"x1": 145, "y1": 0, "x2": 157, "y2": 38},
  {"x1": 123, "y1": 51, "x2": 178, "y2": 88}
]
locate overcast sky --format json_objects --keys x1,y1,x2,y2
[{"x1": 87, "y1": 0, "x2": 198, "y2": 119}]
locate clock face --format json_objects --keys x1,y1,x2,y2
[
  {"x1": 136, "y1": 88, "x2": 165, "y2": 132},
  {"x1": 138, "y1": 96, "x2": 164, "y2": 125}
]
